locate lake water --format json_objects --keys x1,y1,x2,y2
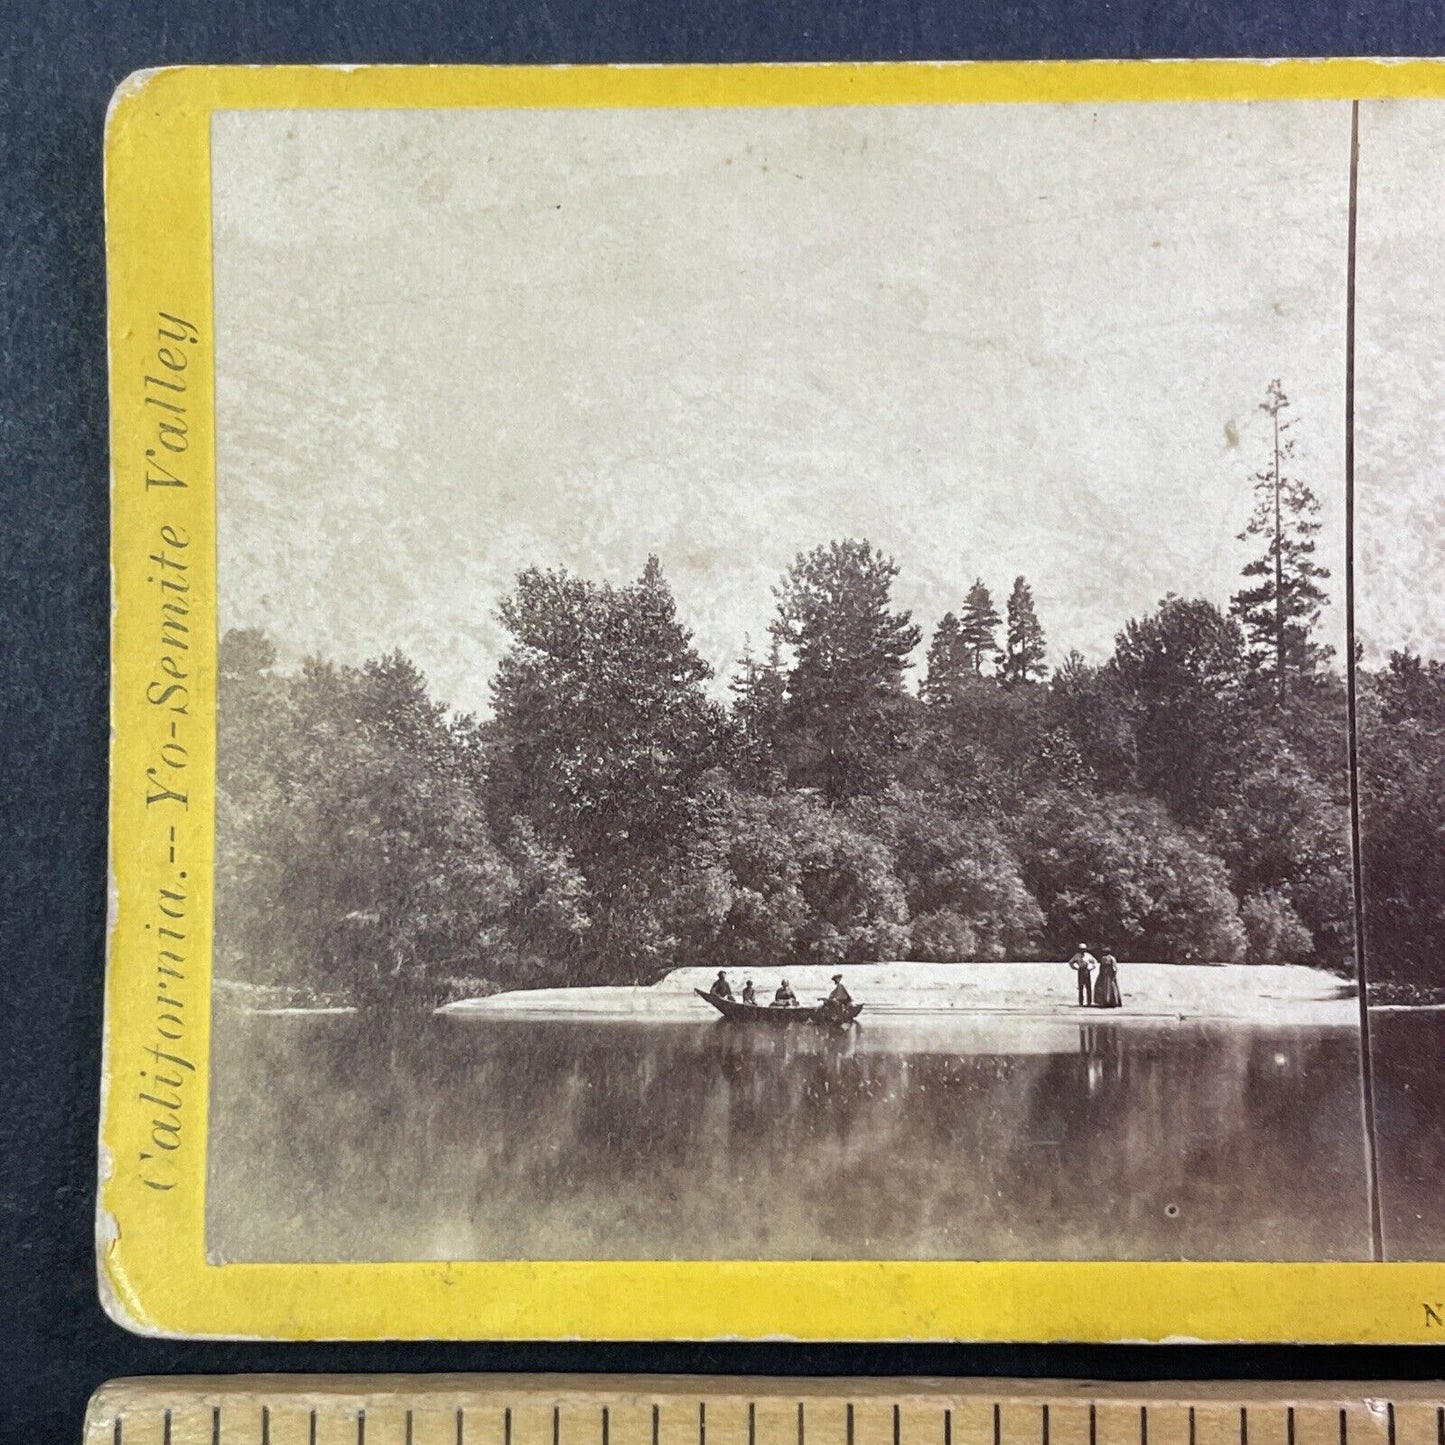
[
  {"x1": 1369, "y1": 1010, "x2": 1445, "y2": 1260},
  {"x1": 206, "y1": 1006, "x2": 1393, "y2": 1262}
]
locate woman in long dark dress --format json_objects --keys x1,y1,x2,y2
[{"x1": 1094, "y1": 950, "x2": 1123, "y2": 1008}]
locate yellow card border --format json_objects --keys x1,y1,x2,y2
[{"x1": 103, "y1": 58, "x2": 1445, "y2": 1342}]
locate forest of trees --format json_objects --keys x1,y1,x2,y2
[
  {"x1": 210, "y1": 383, "x2": 1439, "y2": 1005},
  {"x1": 1358, "y1": 652, "x2": 1445, "y2": 1001}
]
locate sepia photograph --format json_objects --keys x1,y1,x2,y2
[
  {"x1": 1352, "y1": 99, "x2": 1445, "y2": 1263},
  {"x1": 203, "y1": 98, "x2": 1384, "y2": 1265}
]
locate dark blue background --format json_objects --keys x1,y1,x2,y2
[{"x1": 5, "y1": 2, "x2": 1445, "y2": 1440}]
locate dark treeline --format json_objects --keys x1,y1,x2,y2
[
  {"x1": 1358, "y1": 652, "x2": 1445, "y2": 1001},
  {"x1": 214, "y1": 382, "x2": 1424, "y2": 1005}
]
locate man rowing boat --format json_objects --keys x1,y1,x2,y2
[{"x1": 820, "y1": 972, "x2": 854, "y2": 1023}]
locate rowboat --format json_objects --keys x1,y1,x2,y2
[{"x1": 693, "y1": 988, "x2": 863, "y2": 1027}]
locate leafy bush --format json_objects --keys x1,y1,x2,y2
[
  {"x1": 1240, "y1": 889, "x2": 1315, "y2": 965},
  {"x1": 1018, "y1": 790, "x2": 1247, "y2": 962}
]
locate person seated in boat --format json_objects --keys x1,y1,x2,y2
[
  {"x1": 710, "y1": 970, "x2": 733, "y2": 1000},
  {"x1": 741, "y1": 978, "x2": 756, "y2": 1005},
  {"x1": 771, "y1": 978, "x2": 798, "y2": 1007},
  {"x1": 826, "y1": 973, "x2": 852, "y2": 1006}
]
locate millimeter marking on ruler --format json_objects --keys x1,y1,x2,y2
[{"x1": 86, "y1": 1378, "x2": 1443, "y2": 1445}]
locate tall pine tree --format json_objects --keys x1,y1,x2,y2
[
  {"x1": 770, "y1": 538, "x2": 921, "y2": 802},
  {"x1": 922, "y1": 611, "x2": 969, "y2": 705},
  {"x1": 957, "y1": 578, "x2": 1002, "y2": 676},
  {"x1": 1002, "y1": 575, "x2": 1048, "y2": 684},
  {"x1": 1230, "y1": 380, "x2": 1332, "y2": 699},
  {"x1": 729, "y1": 633, "x2": 788, "y2": 788}
]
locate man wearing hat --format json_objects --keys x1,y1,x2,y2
[
  {"x1": 710, "y1": 969, "x2": 733, "y2": 1001},
  {"x1": 1068, "y1": 944, "x2": 1097, "y2": 1006},
  {"x1": 827, "y1": 972, "x2": 853, "y2": 1006}
]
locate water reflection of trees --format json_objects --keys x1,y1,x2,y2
[{"x1": 208, "y1": 1013, "x2": 1373, "y2": 1263}]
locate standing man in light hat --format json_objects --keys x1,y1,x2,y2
[{"x1": 1068, "y1": 943, "x2": 1097, "y2": 1007}]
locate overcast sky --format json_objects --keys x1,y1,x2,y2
[
  {"x1": 1354, "y1": 99, "x2": 1445, "y2": 666},
  {"x1": 212, "y1": 99, "x2": 1382, "y2": 716}
]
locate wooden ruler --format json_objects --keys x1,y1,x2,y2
[{"x1": 85, "y1": 1378, "x2": 1445, "y2": 1445}]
